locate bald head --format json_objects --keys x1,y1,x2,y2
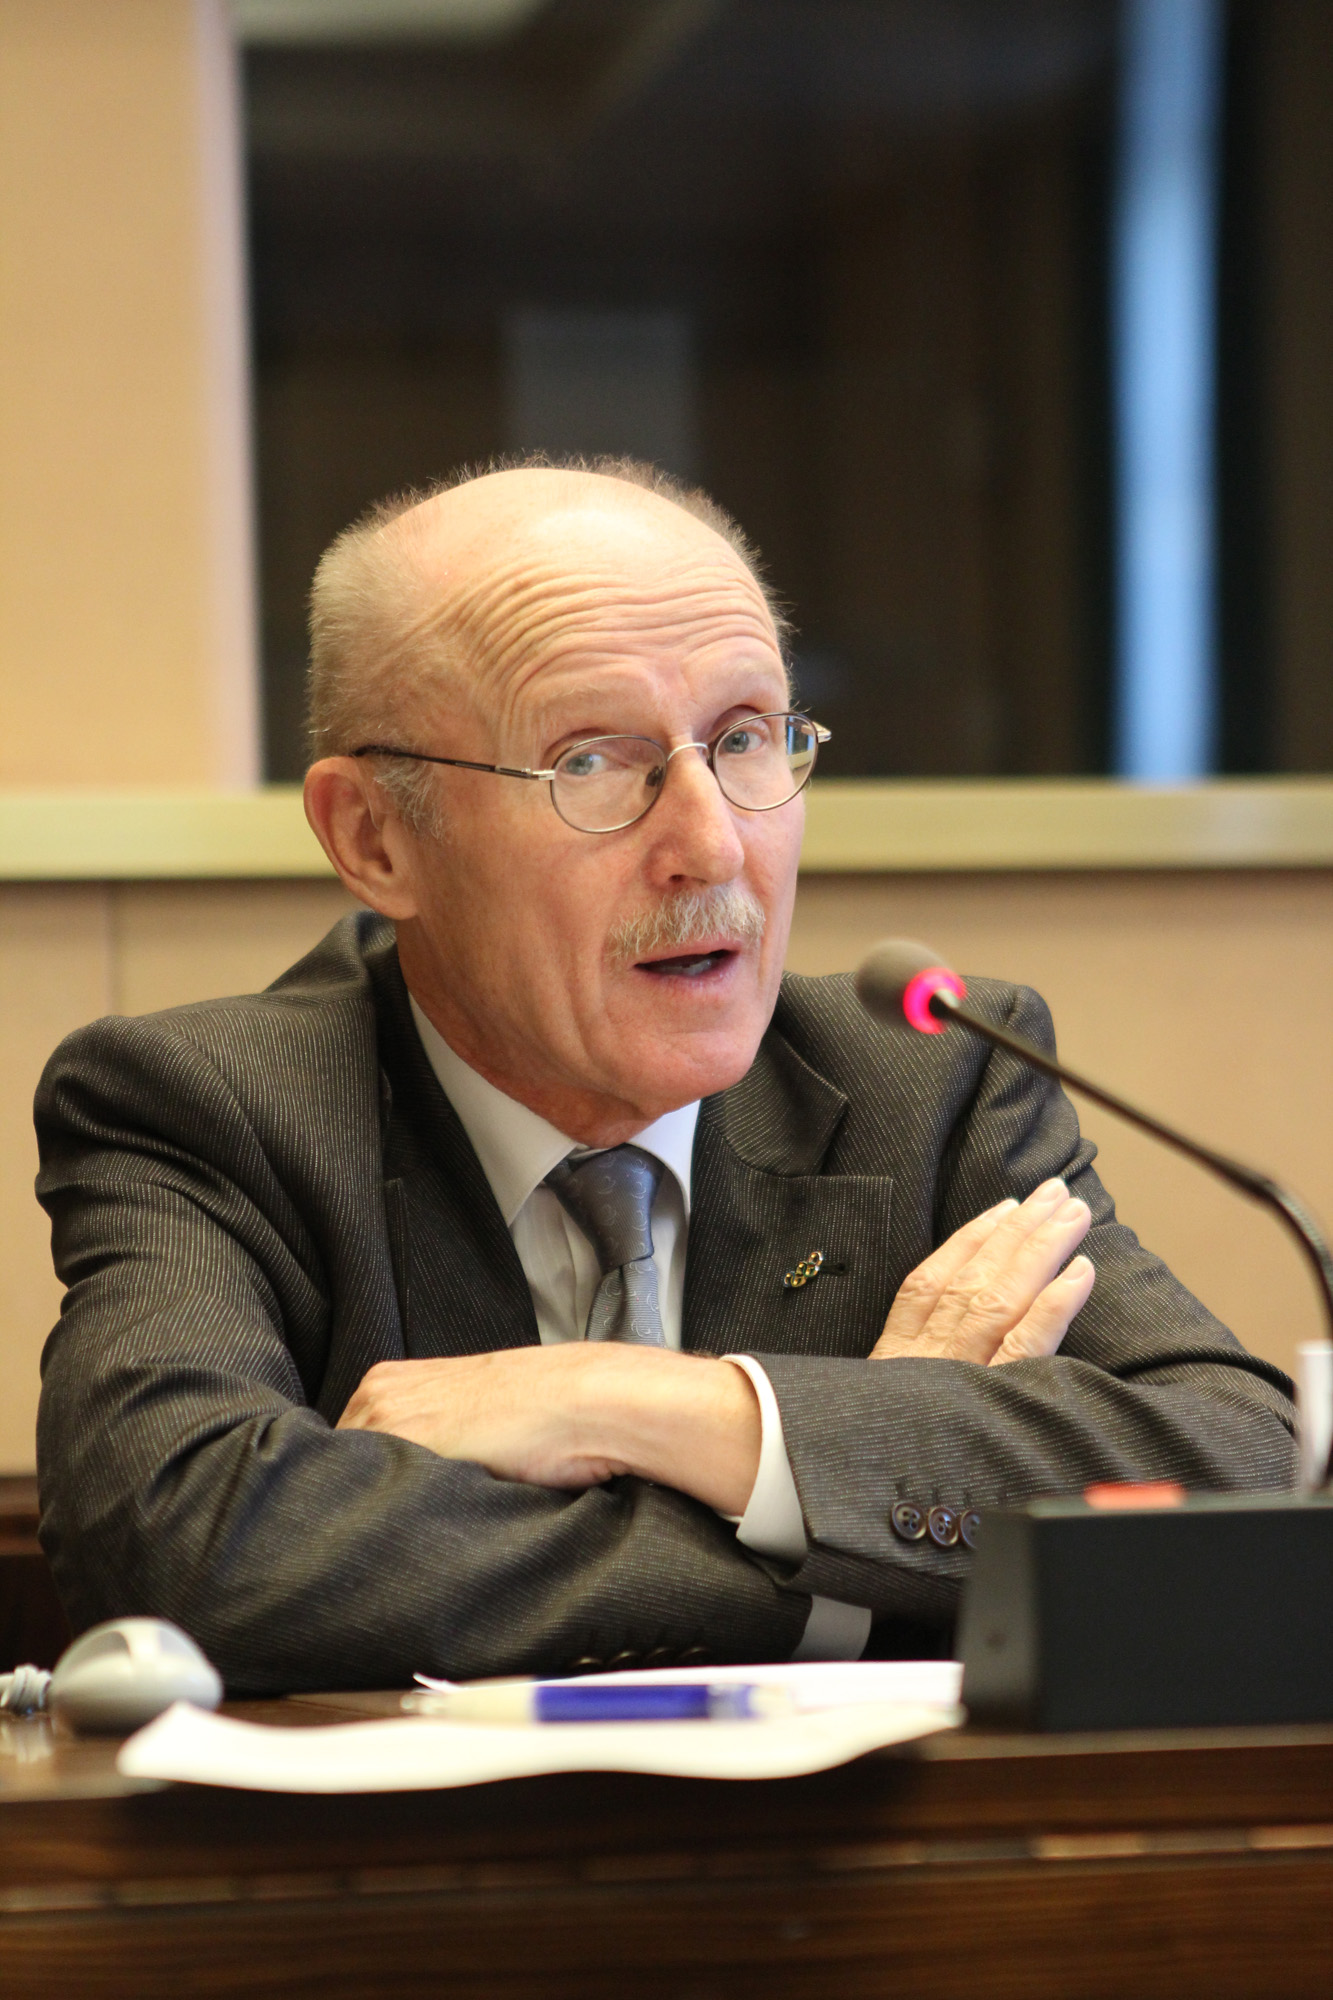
[
  {"x1": 302, "y1": 456, "x2": 809, "y2": 1142},
  {"x1": 307, "y1": 458, "x2": 788, "y2": 827}
]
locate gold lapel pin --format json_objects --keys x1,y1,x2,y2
[{"x1": 783, "y1": 1250, "x2": 826, "y2": 1290}]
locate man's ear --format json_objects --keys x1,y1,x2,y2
[{"x1": 304, "y1": 758, "x2": 422, "y2": 919}]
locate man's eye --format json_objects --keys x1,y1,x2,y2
[
  {"x1": 719, "y1": 725, "x2": 764, "y2": 756},
  {"x1": 562, "y1": 751, "x2": 604, "y2": 779}
]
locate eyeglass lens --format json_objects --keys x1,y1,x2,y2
[{"x1": 550, "y1": 713, "x2": 821, "y2": 833}]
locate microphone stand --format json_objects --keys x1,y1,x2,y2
[
  {"x1": 928, "y1": 984, "x2": 1333, "y2": 1486},
  {"x1": 856, "y1": 959, "x2": 1333, "y2": 1730}
]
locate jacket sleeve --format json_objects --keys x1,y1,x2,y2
[
  {"x1": 751, "y1": 984, "x2": 1299, "y2": 1623},
  {"x1": 34, "y1": 1016, "x2": 809, "y2": 1691}
]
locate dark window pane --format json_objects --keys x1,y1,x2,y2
[{"x1": 247, "y1": 0, "x2": 1120, "y2": 780}]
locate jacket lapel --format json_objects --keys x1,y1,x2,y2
[
  {"x1": 365, "y1": 929, "x2": 895, "y2": 1363},
  {"x1": 369, "y1": 936, "x2": 539, "y2": 1359},
  {"x1": 684, "y1": 1022, "x2": 896, "y2": 1359}
]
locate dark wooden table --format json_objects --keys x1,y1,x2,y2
[{"x1": 3, "y1": 1691, "x2": 1333, "y2": 1999}]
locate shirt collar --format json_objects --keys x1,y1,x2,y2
[{"x1": 409, "y1": 995, "x2": 698, "y2": 1227}]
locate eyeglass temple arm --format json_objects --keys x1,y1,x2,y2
[
  {"x1": 349, "y1": 746, "x2": 554, "y2": 781},
  {"x1": 350, "y1": 718, "x2": 828, "y2": 776}
]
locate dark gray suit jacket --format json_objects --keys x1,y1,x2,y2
[{"x1": 33, "y1": 912, "x2": 1296, "y2": 1691}]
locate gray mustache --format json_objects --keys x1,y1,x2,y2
[{"x1": 609, "y1": 886, "x2": 767, "y2": 962}]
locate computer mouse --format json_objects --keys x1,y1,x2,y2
[{"x1": 48, "y1": 1617, "x2": 223, "y2": 1733}]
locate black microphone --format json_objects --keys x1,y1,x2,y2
[{"x1": 854, "y1": 937, "x2": 1333, "y2": 1729}]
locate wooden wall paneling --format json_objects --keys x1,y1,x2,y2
[
  {"x1": 816, "y1": 146, "x2": 997, "y2": 777},
  {"x1": 987, "y1": 115, "x2": 1087, "y2": 775},
  {"x1": 109, "y1": 880, "x2": 355, "y2": 1017},
  {"x1": 0, "y1": 882, "x2": 352, "y2": 1475},
  {"x1": 702, "y1": 346, "x2": 814, "y2": 673},
  {"x1": 812, "y1": 120, "x2": 1095, "y2": 784},
  {"x1": 0, "y1": 886, "x2": 112, "y2": 1472},
  {"x1": 256, "y1": 345, "x2": 504, "y2": 779}
]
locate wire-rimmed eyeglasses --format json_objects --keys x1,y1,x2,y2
[{"x1": 350, "y1": 711, "x2": 831, "y2": 835}]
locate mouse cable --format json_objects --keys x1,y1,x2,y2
[{"x1": 0, "y1": 1665, "x2": 51, "y2": 1715}]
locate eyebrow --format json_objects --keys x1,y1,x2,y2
[
  {"x1": 537, "y1": 700, "x2": 792, "y2": 765},
  {"x1": 528, "y1": 658, "x2": 788, "y2": 725}
]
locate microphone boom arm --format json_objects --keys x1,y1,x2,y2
[{"x1": 930, "y1": 986, "x2": 1333, "y2": 1484}]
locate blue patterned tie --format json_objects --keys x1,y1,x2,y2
[{"x1": 544, "y1": 1145, "x2": 666, "y2": 1346}]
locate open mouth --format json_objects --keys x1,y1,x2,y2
[{"x1": 635, "y1": 947, "x2": 740, "y2": 979}]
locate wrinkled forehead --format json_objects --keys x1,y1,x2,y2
[{"x1": 401, "y1": 493, "x2": 785, "y2": 726}]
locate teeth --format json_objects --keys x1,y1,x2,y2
[{"x1": 642, "y1": 951, "x2": 720, "y2": 975}]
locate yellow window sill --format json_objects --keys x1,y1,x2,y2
[{"x1": 0, "y1": 778, "x2": 1332, "y2": 880}]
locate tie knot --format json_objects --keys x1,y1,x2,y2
[{"x1": 544, "y1": 1144, "x2": 663, "y2": 1275}]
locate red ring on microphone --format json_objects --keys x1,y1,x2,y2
[{"x1": 901, "y1": 967, "x2": 967, "y2": 1034}]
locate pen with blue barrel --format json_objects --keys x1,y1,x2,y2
[{"x1": 403, "y1": 1680, "x2": 794, "y2": 1724}]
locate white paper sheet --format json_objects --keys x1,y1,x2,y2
[{"x1": 118, "y1": 1666, "x2": 962, "y2": 1794}]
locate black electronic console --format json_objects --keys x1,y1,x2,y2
[
  {"x1": 855, "y1": 938, "x2": 1333, "y2": 1732},
  {"x1": 956, "y1": 1489, "x2": 1333, "y2": 1730}
]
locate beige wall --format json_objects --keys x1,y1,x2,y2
[
  {"x1": 787, "y1": 873, "x2": 1333, "y2": 1384},
  {"x1": 0, "y1": 0, "x2": 256, "y2": 784},
  {"x1": 0, "y1": 879, "x2": 352, "y2": 1471},
  {"x1": 2, "y1": 869, "x2": 1330, "y2": 1471}
]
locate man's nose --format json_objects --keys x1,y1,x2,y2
[{"x1": 648, "y1": 743, "x2": 747, "y2": 879}]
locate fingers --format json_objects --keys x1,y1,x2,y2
[
  {"x1": 933, "y1": 1186, "x2": 1092, "y2": 1363},
  {"x1": 874, "y1": 1197, "x2": 1019, "y2": 1348},
  {"x1": 874, "y1": 1178, "x2": 1093, "y2": 1364},
  {"x1": 989, "y1": 1254, "x2": 1096, "y2": 1365}
]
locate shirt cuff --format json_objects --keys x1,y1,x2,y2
[
  {"x1": 722, "y1": 1353, "x2": 807, "y2": 1563},
  {"x1": 721, "y1": 1355, "x2": 871, "y2": 1663},
  {"x1": 792, "y1": 1596, "x2": 874, "y2": 1662}
]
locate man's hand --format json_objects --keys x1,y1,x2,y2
[
  {"x1": 337, "y1": 1342, "x2": 762, "y2": 1515},
  {"x1": 870, "y1": 1178, "x2": 1094, "y2": 1366},
  {"x1": 338, "y1": 1180, "x2": 1090, "y2": 1509}
]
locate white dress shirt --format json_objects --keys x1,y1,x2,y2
[{"x1": 410, "y1": 999, "x2": 871, "y2": 1662}]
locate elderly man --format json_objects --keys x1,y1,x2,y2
[{"x1": 35, "y1": 461, "x2": 1294, "y2": 1690}]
